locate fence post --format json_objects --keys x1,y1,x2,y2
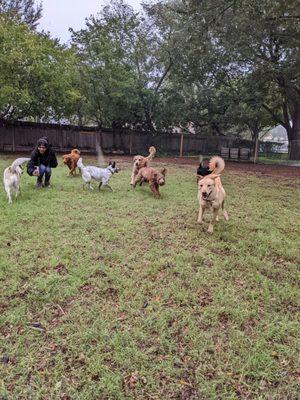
[
  {"x1": 129, "y1": 131, "x2": 133, "y2": 155},
  {"x1": 180, "y1": 133, "x2": 184, "y2": 157},
  {"x1": 12, "y1": 127, "x2": 15, "y2": 152}
]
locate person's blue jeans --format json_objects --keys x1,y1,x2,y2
[{"x1": 39, "y1": 164, "x2": 51, "y2": 181}]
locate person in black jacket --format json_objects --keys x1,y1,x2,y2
[
  {"x1": 27, "y1": 137, "x2": 58, "y2": 188},
  {"x1": 197, "y1": 155, "x2": 212, "y2": 177}
]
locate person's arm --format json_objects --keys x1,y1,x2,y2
[
  {"x1": 50, "y1": 150, "x2": 58, "y2": 168},
  {"x1": 27, "y1": 150, "x2": 39, "y2": 175}
]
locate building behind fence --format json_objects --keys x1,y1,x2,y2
[{"x1": 0, "y1": 120, "x2": 281, "y2": 158}]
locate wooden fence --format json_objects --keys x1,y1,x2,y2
[{"x1": 0, "y1": 120, "x2": 254, "y2": 156}]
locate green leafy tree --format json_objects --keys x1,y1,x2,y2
[
  {"x1": 70, "y1": 0, "x2": 179, "y2": 131},
  {"x1": 0, "y1": 0, "x2": 42, "y2": 29},
  {"x1": 147, "y1": 0, "x2": 300, "y2": 158},
  {"x1": 0, "y1": 15, "x2": 78, "y2": 121}
]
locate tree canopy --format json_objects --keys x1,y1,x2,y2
[
  {"x1": 0, "y1": 0, "x2": 299, "y2": 158},
  {"x1": 0, "y1": 0, "x2": 42, "y2": 28},
  {"x1": 0, "y1": 14, "x2": 78, "y2": 121}
]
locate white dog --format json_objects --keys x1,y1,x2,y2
[
  {"x1": 3, "y1": 158, "x2": 30, "y2": 203},
  {"x1": 77, "y1": 158, "x2": 119, "y2": 191}
]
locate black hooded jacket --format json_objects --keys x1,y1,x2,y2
[
  {"x1": 27, "y1": 137, "x2": 58, "y2": 176},
  {"x1": 197, "y1": 164, "x2": 212, "y2": 177}
]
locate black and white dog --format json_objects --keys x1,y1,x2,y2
[{"x1": 77, "y1": 158, "x2": 119, "y2": 191}]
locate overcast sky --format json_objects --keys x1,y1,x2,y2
[{"x1": 38, "y1": 0, "x2": 142, "y2": 43}]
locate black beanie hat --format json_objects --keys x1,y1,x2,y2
[{"x1": 37, "y1": 137, "x2": 49, "y2": 148}]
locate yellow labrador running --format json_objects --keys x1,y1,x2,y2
[{"x1": 197, "y1": 156, "x2": 229, "y2": 233}]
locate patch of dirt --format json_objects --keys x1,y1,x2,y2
[{"x1": 108, "y1": 155, "x2": 300, "y2": 178}]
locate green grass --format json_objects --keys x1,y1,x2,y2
[{"x1": 0, "y1": 154, "x2": 299, "y2": 399}]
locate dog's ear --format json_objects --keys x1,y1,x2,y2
[
  {"x1": 161, "y1": 168, "x2": 167, "y2": 176},
  {"x1": 111, "y1": 161, "x2": 116, "y2": 168}
]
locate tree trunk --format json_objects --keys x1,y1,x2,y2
[
  {"x1": 253, "y1": 134, "x2": 259, "y2": 164},
  {"x1": 288, "y1": 135, "x2": 300, "y2": 160},
  {"x1": 287, "y1": 103, "x2": 300, "y2": 160},
  {"x1": 250, "y1": 126, "x2": 260, "y2": 164}
]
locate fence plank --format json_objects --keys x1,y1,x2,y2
[{"x1": 0, "y1": 121, "x2": 256, "y2": 156}]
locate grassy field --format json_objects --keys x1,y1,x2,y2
[{"x1": 0, "y1": 155, "x2": 299, "y2": 400}]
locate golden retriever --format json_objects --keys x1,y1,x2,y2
[
  {"x1": 133, "y1": 166, "x2": 166, "y2": 197},
  {"x1": 197, "y1": 156, "x2": 229, "y2": 233},
  {"x1": 62, "y1": 149, "x2": 81, "y2": 176},
  {"x1": 130, "y1": 146, "x2": 156, "y2": 185}
]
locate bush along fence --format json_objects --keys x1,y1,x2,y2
[{"x1": 0, "y1": 120, "x2": 282, "y2": 159}]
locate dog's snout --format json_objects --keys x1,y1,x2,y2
[{"x1": 202, "y1": 191, "x2": 207, "y2": 197}]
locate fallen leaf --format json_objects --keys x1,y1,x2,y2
[{"x1": 128, "y1": 371, "x2": 139, "y2": 390}]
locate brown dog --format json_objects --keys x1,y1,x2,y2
[
  {"x1": 130, "y1": 146, "x2": 156, "y2": 185},
  {"x1": 62, "y1": 149, "x2": 81, "y2": 176},
  {"x1": 133, "y1": 166, "x2": 167, "y2": 197},
  {"x1": 197, "y1": 156, "x2": 229, "y2": 233}
]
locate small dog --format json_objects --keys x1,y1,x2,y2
[
  {"x1": 133, "y1": 166, "x2": 167, "y2": 197},
  {"x1": 130, "y1": 146, "x2": 156, "y2": 185},
  {"x1": 197, "y1": 156, "x2": 229, "y2": 233},
  {"x1": 77, "y1": 158, "x2": 119, "y2": 191},
  {"x1": 3, "y1": 158, "x2": 30, "y2": 203},
  {"x1": 62, "y1": 149, "x2": 81, "y2": 176}
]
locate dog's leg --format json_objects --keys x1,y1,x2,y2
[
  {"x1": 98, "y1": 182, "x2": 102, "y2": 190},
  {"x1": 222, "y1": 201, "x2": 229, "y2": 221},
  {"x1": 130, "y1": 167, "x2": 138, "y2": 186},
  {"x1": 106, "y1": 184, "x2": 113, "y2": 192},
  {"x1": 150, "y1": 182, "x2": 160, "y2": 197},
  {"x1": 70, "y1": 162, "x2": 76, "y2": 176},
  {"x1": 208, "y1": 208, "x2": 219, "y2": 234},
  {"x1": 132, "y1": 173, "x2": 141, "y2": 188},
  {"x1": 197, "y1": 205, "x2": 204, "y2": 223},
  {"x1": 5, "y1": 186, "x2": 12, "y2": 204}
]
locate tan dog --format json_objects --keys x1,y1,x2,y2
[
  {"x1": 130, "y1": 146, "x2": 156, "y2": 185},
  {"x1": 197, "y1": 156, "x2": 229, "y2": 233},
  {"x1": 133, "y1": 166, "x2": 167, "y2": 197},
  {"x1": 62, "y1": 149, "x2": 81, "y2": 176}
]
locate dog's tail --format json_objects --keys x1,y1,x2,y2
[
  {"x1": 209, "y1": 156, "x2": 225, "y2": 174},
  {"x1": 10, "y1": 157, "x2": 31, "y2": 173},
  {"x1": 147, "y1": 146, "x2": 156, "y2": 161},
  {"x1": 72, "y1": 149, "x2": 81, "y2": 155}
]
